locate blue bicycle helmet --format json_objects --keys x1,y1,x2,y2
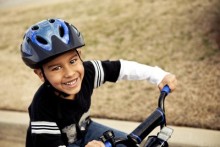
[{"x1": 21, "y1": 18, "x2": 85, "y2": 69}]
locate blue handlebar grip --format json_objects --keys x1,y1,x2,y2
[{"x1": 161, "y1": 85, "x2": 171, "y2": 94}]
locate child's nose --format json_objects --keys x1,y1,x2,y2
[{"x1": 64, "y1": 67, "x2": 75, "y2": 78}]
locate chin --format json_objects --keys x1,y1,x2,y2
[{"x1": 67, "y1": 87, "x2": 81, "y2": 96}]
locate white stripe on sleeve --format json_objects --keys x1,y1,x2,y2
[
  {"x1": 31, "y1": 121, "x2": 61, "y2": 135},
  {"x1": 91, "y1": 60, "x2": 104, "y2": 88}
]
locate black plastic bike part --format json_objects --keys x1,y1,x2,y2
[
  {"x1": 107, "y1": 139, "x2": 139, "y2": 147},
  {"x1": 158, "y1": 92, "x2": 167, "y2": 113},
  {"x1": 114, "y1": 138, "x2": 135, "y2": 147},
  {"x1": 127, "y1": 108, "x2": 165, "y2": 144},
  {"x1": 100, "y1": 130, "x2": 116, "y2": 147},
  {"x1": 159, "y1": 85, "x2": 171, "y2": 113},
  {"x1": 144, "y1": 136, "x2": 168, "y2": 147},
  {"x1": 158, "y1": 85, "x2": 170, "y2": 128},
  {"x1": 102, "y1": 85, "x2": 171, "y2": 147},
  {"x1": 158, "y1": 93, "x2": 167, "y2": 131},
  {"x1": 101, "y1": 131, "x2": 134, "y2": 147}
]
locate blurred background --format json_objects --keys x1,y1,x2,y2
[{"x1": 0, "y1": 0, "x2": 219, "y2": 133}]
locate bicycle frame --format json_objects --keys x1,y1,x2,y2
[{"x1": 100, "y1": 85, "x2": 173, "y2": 147}]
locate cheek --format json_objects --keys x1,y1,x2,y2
[
  {"x1": 79, "y1": 64, "x2": 85, "y2": 77},
  {"x1": 45, "y1": 73, "x2": 62, "y2": 85}
]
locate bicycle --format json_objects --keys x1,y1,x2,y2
[{"x1": 99, "y1": 85, "x2": 173, "y2": 147}]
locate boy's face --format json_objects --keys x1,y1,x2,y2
[{"x1": 34, "y1": 50, "x2": 84, "y2": 100}]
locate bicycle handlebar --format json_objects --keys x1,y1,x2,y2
[
  {"x1": 103, "y1": 85, "x2": 171, "y2": 147},
  {"x1": 161, "y1": 85, "x2": 171, "y2": 94},
  {"x1": 127, "y1": 85, "x2": 171, "y2": 144},
  {"x1": 159, "y1": 85, "x2": 171, "y2": 113},
  {"x1": 127, "y1": 108, "x2": 165, "y2": 144}
]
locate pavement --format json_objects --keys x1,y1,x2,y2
[{"x1": 0, "y1": 110, "x2": 220, "y2": 147}]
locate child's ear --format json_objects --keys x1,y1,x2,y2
[{"x1": 34, "y1": 69, "x2": 45, "y2": 82}]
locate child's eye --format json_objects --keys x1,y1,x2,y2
[
  {"x1": 70, "y1": 59, "x2": 77, "y2": 64},
  {"x1": 51, "y1": 66, "x2": 61, "y2": 71}
]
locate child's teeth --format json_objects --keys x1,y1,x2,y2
[{"x1": 66, "y1": 80, "x2": 76, "y2": 85}]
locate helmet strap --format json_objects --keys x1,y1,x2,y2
[{"x1": 75, "y1": 49, "x2": 83, "y2": 62}]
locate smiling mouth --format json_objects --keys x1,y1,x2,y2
[{"x1": 63, "y1": 79, "x2": 78, "y2": 87}]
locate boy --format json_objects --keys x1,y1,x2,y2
[{"x1": 20, "y1": 18, "x2": 177, "y2": 147}]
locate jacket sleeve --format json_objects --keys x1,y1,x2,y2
[
  {"x1": 90, "y1": 60, "x2": 121, "y2": 88},
  {"x1": 30, "y1": 120, "x2": 66, "y2": 147},
  {"x1": 117, "y1": 59, "x2": 169, "y2": 85},
  {"x1": 27, "y1": 87, "x2": 67, "y2": 147}
]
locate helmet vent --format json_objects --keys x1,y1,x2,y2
[
  {"x1": 32, "y1": 25, "x2": 39, "y2": 30},
  {"x1": 26, "y1": 37, "x2": 31, "y2": 43},
  {"x1": 59, "y1": 26, "x2": 65, "y2": 37},
  {"x1": 36, "y1": 36, "x2": 48, "y2": 45},
  {"x1": 49, "y1": 19, "x2": 55, "y2": 23}
]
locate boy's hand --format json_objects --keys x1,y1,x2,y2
[
  {"x1": 158, "y1": 74, "x2": 177, "y2": 92},
  {"x1": 85, "y1": 140, "x2": 105, "y2": 147}
]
